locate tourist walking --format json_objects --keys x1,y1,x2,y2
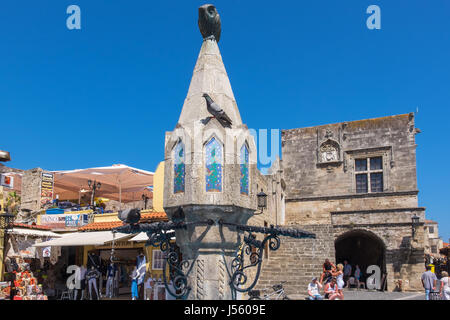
[
  {"x1": 131, "y1": 267, "x2": 139, "y2": 300},
  {"x1": 354, "y1": 265, "x2": 364, "y2": 289},
  {"x1": 144, "y1": 272, "x2": 153, "y2": 300},
  {"x1": 439, "y1": 271, "x2": 450, "y2": 300},
  {"x1": 421, "y1": 265, "x2": 437, "y2": 300},
  {"x1": 343, "y1": 260, "x2": 352, "y2": 286},
  {"x1": 307, "y1": 277, "x2": 323, "y2": 300}
]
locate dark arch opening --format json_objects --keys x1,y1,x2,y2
[{"x1": 335, "y1": 230, "x2": 386, "y2": 284}]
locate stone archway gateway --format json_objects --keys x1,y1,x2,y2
[{"x1": 335, "y1": 230, "x2": 386, "y2": 284}]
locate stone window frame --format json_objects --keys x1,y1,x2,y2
[
  {"x1": 345, "y1": 147, "x2": 393, "y2": 194},
  {"x1": 168, "y1": 137, "x2": 188, "y2": 196},
  {"x1": 354, "y1": 157, "x2": 383, "y2": 193},
  {"x1": 239, "y1": 141, "x2": 250, "y2": 196},
  {"x1": 203, "y1": 134, "x2": 225, "y2": 193},
  {"x1": 172, "y1": 139, "x2": 186, "y2": 195}
]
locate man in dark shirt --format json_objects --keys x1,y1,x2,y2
[{"x1": 320, "y1": 259, "x2": 336, "y2": 284}]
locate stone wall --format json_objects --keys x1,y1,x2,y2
[
  {"x1": 20, "y1": 168, "x2": 43, "y2": 214},
  {"x1": 256, "y1": 225, "x2": 335, "y2": 297},
  {"x1": 263, "y1": 113, "x2": 427, "y2": 293},
  {"x1": 282, "y1": 113, "x2": 418, "y2": 199},
  {"x1": 285, "y1": 192, "x2": 419, "y2": 226}
]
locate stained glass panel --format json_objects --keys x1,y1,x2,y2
[
  {"x1": 240, "y1": 144, "x2": 249, "y2": 195},
  {"x1": 205, "y1": 137, "x2": 222, "y2": 192},
  {"x1": 174, "y1": 142, "x2": 185, "y2": 193}
]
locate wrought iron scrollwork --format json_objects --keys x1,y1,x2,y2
[
  {"x1": 113, "y1": 219, "x2": 214, "y2": 299},
  {"x1": 220, "y1": 220, "x2": 315, "y2": 293},
  {"x1": 146, "y1": 228, "x2": 191, "y2": 299},
  {"x1": 114, "y1": 216, "x2": 315, "y2": 298}
]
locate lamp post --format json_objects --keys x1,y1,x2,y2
[
  {"x1": 411, "y1": 213, "x2": 420, "y2": 238},
  {"x1": 142, "y1": 194, "x2": 149, "y2": 210},
  {"x1": 88, "y1": 180, "x2": 101, "y2": 210}
]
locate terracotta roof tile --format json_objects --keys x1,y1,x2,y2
[
  {"x1": 13, "y1": 222, "x2": 52, "y2": 231},
  {"x1": 79, "y1": 221, "x2": 123, "y2": 231},
  {"x1": 79, "y1": 212, "x2": 167, "y2": 231}
]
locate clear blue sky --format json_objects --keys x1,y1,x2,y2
[{"x1": 1, "y1": 1, "x2": 449, "y2": 240}]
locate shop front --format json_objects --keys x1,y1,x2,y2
[
  {"x1": 84, "y1": 236, "x2": 170, "y2": 299},
  {"x1": 1, "y1": 224, "x2": 62, "y2": 300},
  {"x1": 33, "y1": 229, "x2": 173, "y2": 300}
]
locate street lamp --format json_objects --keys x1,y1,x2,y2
[
  {"x1": 142, "y1": 194, "x2": 149, "y2": 210},
  {"x1": 257, "y1": 190, "x2": 268, "y2": 212},
  {"x1": 87, "y1": 180, "x2": 101, "y2": 209},
  {"x1": 411, "y1": 214, "x2": 420, "y2": 238}
]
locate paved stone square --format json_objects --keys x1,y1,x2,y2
[
  {"x1": 290, "y1": 288, "x2": 439, "y2": 300},
  {"x1": 343, "y1": 289, "x2": 424, "y2": 300}
]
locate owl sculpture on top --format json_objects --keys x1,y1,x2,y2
[{"x1": 198, "y1": 4, "x2": 221, "y2": 42}]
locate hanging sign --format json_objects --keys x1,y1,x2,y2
[
  {"x1": 65, "y1": 214, "x2": 89, "y2": 227},
  {"x1": 41, "y1": 213, "x2": 89, "y2": 228},
  {"x1": 0, "y1": 174, "x2": 14, "y2": 189},
  {"x1": 40, "y1": 173, "x2": 54, "y2": 207}
]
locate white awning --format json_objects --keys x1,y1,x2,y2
[
  {"x1": 129, "y1": 231, "x2": 175, "y2": 242},
  {"x1": 129, "y1": 232, "x2": 149, "y2": 242},
  {"x1": 8, "y1": 228, "x2": 62, "y2": 238},
  {"x1": 33, "y1": 231, "x2": 132, "y2": 247}
]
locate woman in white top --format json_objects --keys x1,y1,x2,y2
[
  {"x1": 439, "y1": 271, "x2": 450, "y2": 300},
  {"x1": 324, "y1": 277, "x2": 341, "y2": 300},
  {"x1": 332, "y1": 263, "x2": 345, "y2": 300}
]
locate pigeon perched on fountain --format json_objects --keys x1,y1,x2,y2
[{"x1": 202, "y1": 93, "x2": 233, "y2": 128}]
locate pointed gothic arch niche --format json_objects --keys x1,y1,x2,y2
[
  {"x1": 173, "y1": 139, "x2": 185, "y2": 194},
  {"x1": 205, "y1": 136, "x2": 223, "y2": 192},
  {"x1": 319, "y1": 139, "x2": 341, "y2": 163},
  {"x1": 239, "y1": 142, "x2": 250, "y2": 195}
]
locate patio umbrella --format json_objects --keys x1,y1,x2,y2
[{"x1": 51, "y1": 164, "x2": 154, "y2": 206}]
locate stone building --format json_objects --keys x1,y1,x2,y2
[
  {"x1": 424, "y1": 220, "x2": 443, "y2": 257},
  {"x1": 258, "y1": 113, "x2": 426, "y2": 293}
]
